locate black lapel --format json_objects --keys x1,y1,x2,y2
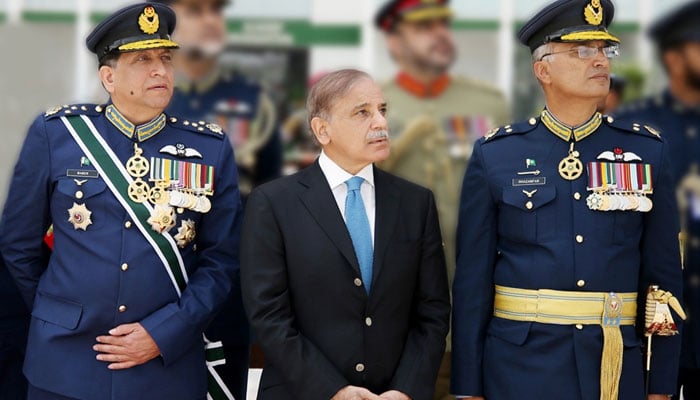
[
  {"x1": 371, "y1": 167, "x2": 400, "y2": 285},
  {"x1": 297, "y1": 161, "x2": 361, "y2": 275}
]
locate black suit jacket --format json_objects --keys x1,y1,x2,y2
[{"x1": 241, "y1": 161, "x2": 450, "y2": 400}]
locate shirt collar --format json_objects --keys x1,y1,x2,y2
[
  {"x1": 105, "y1": 104, "x2": 166, "y2": 142},
  {"x1": 395, "y1": 71, "x2": 450, "y2": 99},
  {"x1": 318, "y1": 151, "x2": 375, "y2": 190},
  {"x1": 540, "y1": 107, "x2": 602, "y2": 142}
]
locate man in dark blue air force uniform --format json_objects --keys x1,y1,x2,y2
[
  {"x1": 615, "y1": 2, "x2": 700, "y2": 397},
  {"x1": 0, "y1": 3, "x2": 241, "y2": 399},
  {"x1": 451, "y1": 1, "x2": 684, "y2": 399}
]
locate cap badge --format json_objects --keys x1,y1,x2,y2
[
  {"x1": 584, "y1": 0, "x2": 603, "y2": 26},
  {"x1": 139, "y1": 6, "x2": 160, "y2": 35}
]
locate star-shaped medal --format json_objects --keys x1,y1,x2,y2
[
  {"x1": 174, "y1": 219, "x2": 196, "y2": 248},
  {"x1": 147, "y1": 204, "x2": 177, "y2": 233},
  {"x1": 67, "y1": 202, "x2": 93, "y2": 230}
]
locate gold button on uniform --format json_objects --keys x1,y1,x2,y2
[
  {"x1": 365, "y1": 317, "x2": 373, "y2": 327},
  {"x1": 75, "y1": 191, "x2": 84, "y2": 199},
  {"x1": 121, "y1": 263, "x2": 129, "y2": 271},
  {"x1": 576, "y1": 235, "x2": 584, "y2": 243},
  {"x1": 576, "y1": 324, "x2": 583, "y2": 330},
  {"x1": 574, "y1": 192, "x2": 581, "y2": 200},
  {"x1": 118, "y1": 305, "x2": 127, "y2": 313},
  {"x1": 355, "y1": 363, "x2": 365, "y2": 372},
  {"x1": 526, "y1": 201, "x2": 533, "y2": 210},
  {"x1": 354, "y1": 278, "x2": 363, "y2": 287},
  {"x1": 124, "y1": 221, "x2": 132, "y2": 229},
  {"x1": 577, "y1": 280, "x2": 586, "y2": 288}
]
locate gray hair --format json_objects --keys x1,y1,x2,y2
[
  {"x1": 532, "y1": 43, "x2": 552, "y2": 63},
  {"x1": 306, "y1": 69, "x2": 372, "y2": 127}
]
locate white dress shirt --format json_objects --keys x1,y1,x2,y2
[{"x1": 318, "y1": 151, "x2": 376, "y2": 244}]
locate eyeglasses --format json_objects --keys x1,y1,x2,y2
[{"x1": 538, "y1": 44, "x2": 620, "y2": 61}]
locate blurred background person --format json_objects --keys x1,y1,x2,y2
[
  {"x1": 374, "y1": 1, "x2": 509, "y2": 399},
  {"x1": 157, "y1": 0, "x2": 282, "y2": 197},
  {"x1": 614, "y1": 1, "x2": 700, "y2": 398},
  {"x1": 597, "y1": 73, "x2": 627, "y2": 114},
  {"x1": 154, "y1": 0, "x2": 282, "y2": 398}
]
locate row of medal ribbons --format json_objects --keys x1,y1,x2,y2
[
  {"x1": 586, "y1": 161, "x2": 654, "y2": 212},
  {"x1": 149, "y1": 157, "x2": 214, "y2": 194}
]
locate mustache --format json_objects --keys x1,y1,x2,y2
[{"x1": 366, "y1": 130, "x2": 389, "y2": 140}]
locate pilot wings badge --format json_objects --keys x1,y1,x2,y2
[
  {"x1": 159, "y1": 143, "x2": 203, "y2": 159},
  {"x1": 597, "y1": 147, "x2": 642, "y2": 162}
]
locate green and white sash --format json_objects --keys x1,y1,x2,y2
[{"x1": 61, "y1": 115, "x2": 235, "y2": 400}]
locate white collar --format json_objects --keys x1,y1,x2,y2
[{"x1": 318, "y1": 151, "x2": 374, "y2": 190}]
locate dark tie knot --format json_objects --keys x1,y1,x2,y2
[{"x1": 346, "y1": 176, "x2": 364, "y2": 192}]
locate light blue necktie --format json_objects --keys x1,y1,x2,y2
[{"x1": 345, "y1": 176, "x2": 373, "y2": 294}]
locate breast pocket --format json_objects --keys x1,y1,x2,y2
[
  {"x1": 498, "y1": 185, "x2": 557, "y2": 243},
  {"x1": 54, "y1": 178, "x2": 108, "y2": 230}
]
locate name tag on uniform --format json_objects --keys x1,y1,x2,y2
[
  {"x1": 67, "y1": 169, "x2": 99, "y2": 179},
  {"x1": 512, "y1": 177, "x2": 547, "y2": 186}
]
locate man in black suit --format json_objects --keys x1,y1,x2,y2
[{"x1": 241, "y1": 68, "x2": 450, "y2": 400}]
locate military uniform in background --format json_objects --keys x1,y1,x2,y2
[
  {"x1": 617, "y1": 79, "x2": 700, "y2": 400},
  {"x1": 381, "y1": 73, "x2": 508, "y2": 286},
  {"x1": 375, "y1": 1, "x2": 509, "y2": 399},
  {"x1": 614, "y1": 3, "x2": 700, "y2": 397},
  {"x1": 168, "y1": 70, "x2": 282, "y2": 196}
]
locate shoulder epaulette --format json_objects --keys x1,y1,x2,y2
[
  {"x1": 453, "y1": 76, "x2": 504, "y2": 96},
  {"x1": 44, "y1": 104, "x2": 104, "y2": 120},
  {"x1": 166, "y1": 115, "x2": 225, "y2": 139},
  {"x1": 604, "y1": 114, "x2": 662, "y2": 141},
  {"x1": 483, "y1": 117, "x2": 540, "y2": 143}
]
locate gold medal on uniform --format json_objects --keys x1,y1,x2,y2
[
  {"x1": 558, "y1": 142, "x2": 583, "y2": 180},
  {"x1": 67, "y1": 202, "x2": 93, "y2": 230},
  {"x1": 147, "y1": 204, "x2": 176, "y2": 233},
  {"x1": 148, "y1": 181, "x2": 170, "y2": 205},
  {"x1": 126, "y1": 143, "x2": 151, "y2": 203},
  {"x1": 174, "y1": 219, "x2": 196, "y2": 248}
]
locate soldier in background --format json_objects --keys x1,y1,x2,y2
[
  {"x1": 374, "y1": 1, "x2": 508, "y2": 398},
  {"x1": 153, "y1": 0, "x2": 281, "y2": 398},
  {"x1": 157, "y1": 0, "x2": 282, "y2": 196},
  {"x1": 614, "y1": 1, "x2": 700, "y2": 398}
]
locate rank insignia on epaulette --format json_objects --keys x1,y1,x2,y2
[
  {"x1": 206, "y1": 123, "x2": 223, "y2": 134},
  {"x1": 484, "y1": 127, "x2": 499, "y2": 140},
  {"x1": 45, "y1": 106, "x2": 62, "y2": 117},
  {"x1": 645, "y1": 125, "x2": 661, "y2": 138}
]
